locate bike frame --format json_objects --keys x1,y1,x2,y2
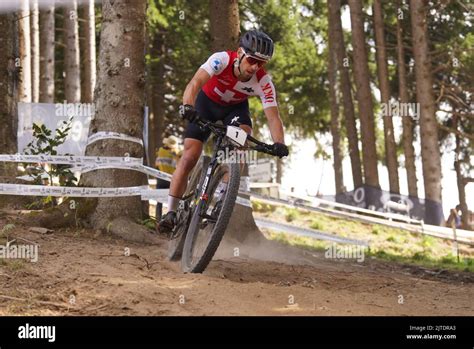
[
  {"x1": 192, "y1": 117, "x2": 275, "y2": 218},
  {"x1": 169, "y1": 116, "x2": 276, "y2": 259},
  {"x1": 196, "y1": 128, "x2": 232, "y2": 220},
  {"x1": 168, "y1": 114, "x2": 275, "y2": 272}
]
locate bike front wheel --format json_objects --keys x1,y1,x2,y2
[
  {"x1": 181, "y1": 161, "x2": 240, "y2": 273},
  {"x1": 167, "y1": 155, "x2": 210, "y2": 261}
]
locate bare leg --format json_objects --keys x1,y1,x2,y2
[{"x1": 169, "y1": 138, "x2": 203, "y2": 199}]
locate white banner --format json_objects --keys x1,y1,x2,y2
[
  {"x1": 17, "y1": 102, "x2": 93, "y2": 155},
  {"x1": 249, "y1": 159, "x2": 273, "y2": 183}
]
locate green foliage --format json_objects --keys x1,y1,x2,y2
[
  {"x1": 147, "y1": 0, "x2": 210, "y2": 137},
  {"x1": 147, "y1": 0, "x2": 331, "y2": 143},
  {"x1": 23, "y1": 119, "x2": 77, "y2": 207},
  {"x1": 252, "y1": 201, "x2": 277, "y2": 213},
  {"x1": 412, "y1": 251, "x2": 428, "y2": 261},
  {"x1": 144, "y1": 0, "x2": 472, "y2": 188},
  {"x1": 371, "y1": 226, "x2": 381, "y2": 235},
  {"x1": 147, "y1": 0, "x2": 169, "y2": 29},
  {"x1": 241, "y1": 0, "x2": 330, "y2": 138},
  {"x1": 310, "y1": 220, "x2": 324, "y2": 230},
  {"x1": 440, "y1": 254, "x2": 457, "y2": 264},
  {"x1": 256, "y1": 201, "x2": 474, "y2": 272},
  {"x1": 266, "y1": 229, "x2": 474, "y2": 273},
  {"x1": 26, "y1": 120, "x2": 70, "y2": 156},
  {"x1": 285, "y1": 210, "x2": 297, "y2": 222},
  {"x1": 384, "y1": 1, "x2": 473, "y2": 177},
  {"x1": 141, "y1": 217, "x2": 157, "y2": 230},
  {"x1": 420, "y1": 235, "x2": 435, "y2": 249},
  {"x1": 0, "y1": 224, "x2": 15, "y2": 238}
]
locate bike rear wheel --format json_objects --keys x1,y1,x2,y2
[
  {"x1": 167, "y1": 155, "x2": 210, "y2": 261},
  {"x1": 181, "y1": 161, "x2": 240, "y2": 273}
]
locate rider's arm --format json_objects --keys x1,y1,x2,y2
[
  {"x1": 183, "y1": 51, "x2": 229, "y2": 106},
  {"x1": 258, "y1": 73, "x2": 285, "y2": 144},
  {"x1": 264, "y1": 106, "x2": 285, "y2": 144},
  {"x1": 183, "y1": 68, "x2": 211, "y2": 106}
]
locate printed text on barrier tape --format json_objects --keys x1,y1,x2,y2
[
  {"x1": 0, "y1": 153, "x2": 172, "y2": 182},
  {"x1": 86, "y1": 132, "x2": 143, "y2": 147},
  {"x1": 2, "y1": 154, "x2": 248, "y2": 183},
  {"x1": 141, "y1": 188, "x2": 252, "y2": 206},
  {"x1": 0, "y1": 154, "x2": 142, "y2": 165},
  {"x1": 0, "y1": 183, "x2": 248, "y2": 205},
  {"x1": 1, "y1": 153, "x2": 244, "y2": 203},
  {"x1": 69, "y1": 164, "x2": 172, "y2": 181},
  {"x1": 0, "y1": 183, "x2": 167, "y2": 200}
]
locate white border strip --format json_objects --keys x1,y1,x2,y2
[
  {"x1": 245, "y1": 192, "x2": 474, "y2": 246},
  {"x1": 255, "y1": 217, "x2": 369, "y2": 247}
]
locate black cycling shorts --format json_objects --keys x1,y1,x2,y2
[{"x1": 184, "y1": 90, "x2": 252, "y2": 142}]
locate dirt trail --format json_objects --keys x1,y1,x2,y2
[{"x1": 0, "y1": 214, "x2": 473, "y2": 316}]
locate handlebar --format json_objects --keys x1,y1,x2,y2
[
  {"x1": 194, "y1": 115, "x2": 277, "y2": 156},
  {"x1": 247, "y1": 136, "x2": 275, "y2": 155}
]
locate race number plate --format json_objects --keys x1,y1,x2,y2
[{"x1": 226, "y1": 126, "x2": 247, "y2": 146}]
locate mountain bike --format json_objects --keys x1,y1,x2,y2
[{"x1": 167, "y1": 116, "x2": 280, "y2": 273}]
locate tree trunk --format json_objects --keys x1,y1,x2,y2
[
  {"x1": 0, "y1": 13, "x2": 25, "y2": 209},
  {"x1": 327, "y1": 0, "x2": 344, "y2": 195},
  {"x1": 209, "y1": 0, "x2": 240, "y2": 51},
  {"x1": 329, "y1": 0, "x2": 363, "y2": 189},
  {"x1": 410, "y1": 0, "x2": 443, "y2": 225},
  {"x1": 18, "y1": 0, "x2": 31, "y2": 102},
  {"x1": 64, "y1": 1, "x2": 81, "y2": 103},
  {"x1": 348, "y1": 0, "x2": 380, "y2": 189},
  {"x1": 208, "y1": 0, "x2": 263, "y2": 243},
  {"x1": 0, "y1": 13, "x2": 19, "y2": 170},
  {"x1": 226, "y1": 164, "x2": 264, "y2": 245},
  {"x1": 82, "y1": 0, "x2": 96, "y2": 103},
  {"x1": 149, "y1": 30, "x2": 166, "y2": 165},
  {"x1": 30, "y1": 0, "x2": 40, "y2": 103},
  {"x1": 15, "y1": 0, "x2": 155, "y2": 236},
  {"x1": 453, "y1": 113, "x2": 469, "y2": 230},
  {"x1": 151, "y1": 91, "x2": 165, "y2": 164},
  {"x1": 396, "y1": 2, "x2": 418, "y2": 198},
  {"x1": 373, "y1": 0, "x2": 399, "y2": 194},
  {"x1": 147, "y1": 101, "x2": 155, "y2": 165},
  {"x1": 78, "y1": 0, "x2": 154, "y2": 242},
  {"x1": 39, "y1": 3, "x2": 55, "y2": 103}
]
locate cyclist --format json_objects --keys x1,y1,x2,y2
[{"x1": 158, "y1": 30, "x2": 289, "y2": 233}]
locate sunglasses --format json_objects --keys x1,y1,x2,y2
[{"x1": 245, "y1": 54, "x2": 267, "y2": 67}]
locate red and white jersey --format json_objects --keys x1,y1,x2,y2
[{"x1": 200, "y1": 51, "x2": 278, "y2": 109}]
